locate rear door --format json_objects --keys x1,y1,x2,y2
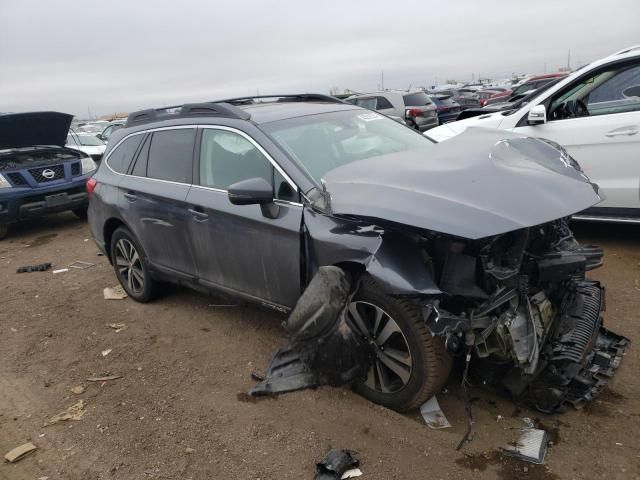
[
  {"x1": 119, "y1": 127, "x2": 198, "y2": 276},
  {"x1": 516, "y1": 60, "x2": 640, "y2": 212},
  {"x1": 185, "y1": 126, "x2": 303, "y2": 308}
]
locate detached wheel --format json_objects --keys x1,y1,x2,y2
[
  {"x1": 110, "y1": 227, "x2": 158, "y2": 302},
  {"x1": 349, "y1": 277, "x2": 452, "y2": 412}
]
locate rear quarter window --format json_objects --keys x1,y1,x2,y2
[
  {"x1": 107, "y1": 135, "x2": 144, "y2": 173},
  {"x1": 146, "y1": 129, "x2": 195, "y2": 183},
  {"x1": 402, "y1": 92, "x2": 432, "y2": 106}
]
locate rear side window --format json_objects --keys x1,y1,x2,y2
[
  {"x1": 376, "y1": 96, "x2": 394, "y2": 109},
  {"x1": 199, "y1": 129, "x2": 272, "y2": 189},
  {"x1": 403, "y1": 92, "x2": 432, "y2": 106},
  {"x1": 147, "y1": 129, "x2": 195, "y2": 183},
  {"x1": 107, "y1": 135, "x2": 144, "y2": 173},
  {"x1": 355, "y1": 97, "x2": 377, "y2": 110}
]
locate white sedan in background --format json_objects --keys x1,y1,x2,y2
[
  {"x1": 66, "y1": 131, "x2": 106, "y2": 162},
  {"x1": 427, "y1": 45, "x2": 640, "y2": 223}
]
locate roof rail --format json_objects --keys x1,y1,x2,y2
[
  {"x1": 217, "y1": 93, "x2": 346, "y2": 106},
  {"x1": 125, "y1": 102, "x2": 250, "y2": 128},
  {"x1": 609, "y1": 45, "x2": 640, "y2": 57}
]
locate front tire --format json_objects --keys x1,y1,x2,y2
[
  {"x1": 72, "y1": 207, "x2": 88, "y2": 219},
  {"x1": 349, "y1": 277, "x2": 452, "y2": 412},
  {"x1": 110, "y1": 227, "x2": 158, "y2": 303}
]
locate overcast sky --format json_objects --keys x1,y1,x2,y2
[{"x1": 1, "y1": 0, "x2": 638, "y2": 117}]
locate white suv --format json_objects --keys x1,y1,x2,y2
[{"x1": 427, "y1": 45, "x2": 640, "y2": 223}]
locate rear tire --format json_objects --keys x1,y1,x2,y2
[
  {"x1": 110, "y1": 227, "x2": 158, "y2": 303},
  {"x1": 350, "y1": 276, "x2": 452, "y2": 412}
]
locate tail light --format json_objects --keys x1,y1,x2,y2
[
  {"x1": 86, "y1": 177, "x2": 97, "y2": 198},
  {"x1": 405, "y1": 108, "x2": 422, "y2": 118},
  {"x1": 480, "y1": 100, "x2": 487, "y2": 107}
]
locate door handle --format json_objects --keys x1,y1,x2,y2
[
  {"x1": 605, "y1": 127, "x2": 639, "y2": 137},
  {"x1": 123, "y1": 192, "x2": 137, "y2": 202},
  {"x1": 188, "y1": 207, "x2": 209, "y2": 221}
]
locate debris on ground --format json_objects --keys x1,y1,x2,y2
[
  {"x1": 52, "y1": 268, "x2": 69, "y2": 274},
  {"x1": 45, "y1": 399, "x2": 86, "y2": 426},
  {"x1": 69, "y1": 260, "x2": 95, "y2": 270},
  {"x1": 251, "y1": 267, "x2": 371, "y2": 397},
  {"x1": 341, "y1": 469, "x2": 363, "y2": 479},
  {"x1": 420, "y1": 396, "x2": 451, "y2": 429},
  {"x1": 101, "y1": 349, "x2": 112, "y2": 357},
  {"x1": 70, "y1": 385, "x2": 85, "y2": 395},
  {"x1": 103, "y1": 285, "x2": 127, "y2": 300},
  {"x1": 315, "y1": 449, "x2": 360, "y2": 480},
  {"x1": 501, "y1": 423, "x2": 549, "y2": 464},
  {"x1": 4, "y1": 442, "x2": 37, "y2": 463},
  {"x1": 106, "y1": 323, "x2": 126, "y2": 332},
  {"x1": 16, "y1": 262, "x2": 51, "y2": 273},
  {"x1": 86, "y1": 375, "x2": 122, "y2": 382}
]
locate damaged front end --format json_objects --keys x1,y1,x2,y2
[{"x1": 424, "y1": 218, "x2": 628, "y2": 412}]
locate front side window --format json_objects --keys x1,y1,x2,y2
[
  {"x1": 550, "y1": 62, "x2": 640, "y2": 119},
  {"x1": 107, "y1": 134, "x2": 144, "y2": 174},
  {"x1": 199, "y1": 129, "x2": 272, "y2": 190},
  {"x1": 263, "y1": 109, "x2": 435, "y2": 183},
  {"x1": 146, "y1": 128, "x2": 195, "y2": 183}
]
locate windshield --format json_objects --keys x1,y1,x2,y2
[{"x1": 262, "y1": 109, "x2": 435, "y2": 183}]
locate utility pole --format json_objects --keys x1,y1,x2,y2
[
  {"x1": 381, "y1": 71, "x2": 384, "y2": 91},
  {"x1": 567, "y1": 49, "x2": 571, "y2": 70}
]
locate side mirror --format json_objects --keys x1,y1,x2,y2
[
  {"x1": 96, "y1": 133, "x2": 104, "y2": 141},
  {"x1": 228, "y1": 177, "x2": 279, "y2": 218},
  {"x1": 527, "y1": 105, "x2": 547, "y2": 125}
]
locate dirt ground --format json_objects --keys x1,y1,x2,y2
[{"x1": 0, "y1": 212, "x2": 638, "y2": 480}]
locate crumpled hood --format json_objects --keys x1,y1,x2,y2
[
  {"x1": 0, "y1": 112, "x2": 73, "y2": 149},
  {"x1": 323, "y1": 127, "x2": 603, "y2": 240}
]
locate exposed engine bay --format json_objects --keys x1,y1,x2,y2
[
  {"x1": 424, "y1": 218, "x2": 627, "y2": 412},
  {"x1": 0, "y1": 146, "x2": 84, "y2": 171}
]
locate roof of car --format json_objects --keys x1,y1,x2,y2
[{"x1": 239, "y1": 101, "x2": 358, "y2": 124}]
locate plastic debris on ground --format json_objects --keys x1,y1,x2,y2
[
  {"x1": 4, "y1": 442, "x2": 37, "y2": 463},
  {"x1": 341, "y1": 468, "x2": 363, "y2": 479},
  {"x1": 44, "y1": 399, "x2": 86, "y2": 426},
  {"x1": 315, "y1": 449, "x2": 360, "y2": 480},
  {"x1": 101, "y1": 349, "x2": 112, "y2": 357},
  {"x1": 69, "y1": 260, "x2": 95, "y2": 270},
  {"x1": 501, "y1": 425, "x2": 549, "y2": 464},
  {"x1": 86, "y1": 375, "x2": 122, "y2": 382},
  {"x1": 16, "y1": 262, "x2": 51, "y2": 273},
  {"x1": 420, "y1": 396, "x2": 451, "y2": 429},
  {"x1": 52, "y1": 268, "x2": 69, "y2": 274},
  {"x1": 106, "y1": 323, "x2": 126, "y2": 332},
  {"x1": 103, "y1": 285, "x2": 127, "y2": 300}
]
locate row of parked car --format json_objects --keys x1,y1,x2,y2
[{"x1": 345, "y1": 73, "x2": 570, "y2": 132}]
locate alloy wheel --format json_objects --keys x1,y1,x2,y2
[
  {"x1": 114, "y1": 238, "x2": 144, "y2": 294},
  {"x1": 347, "y1": 301, "x2": 413, "y2": 393}
]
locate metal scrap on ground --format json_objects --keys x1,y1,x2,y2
[
  {"x1": 4, "y1": 442, "x2": 37, "y2": 463},
  {"x1": 420, "y1": 396, "x2": 452, "y2": 429},
  {"x1": 315, "y1": 449, "x2": 361, "y2": 480},
  {"x1": 86, "y1": 375, "x2": 122, "y2": 382},
  {"x1": 69, "y1": 260, "x2": 95, "y2": 270},
  {"x1": 501, "y1": 424, "x2": 549, "y2": 464}
]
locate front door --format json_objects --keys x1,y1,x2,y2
[{"x1": 186, "y1": 126, "x2": 303, "y2": 308}]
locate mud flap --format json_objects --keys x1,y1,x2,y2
[{"x1": 250, "y1": 266, "x2": 372, "y2": 397}]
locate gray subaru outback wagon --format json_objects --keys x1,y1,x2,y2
[{"x1": 88, "y1": 94, "x2": 625, "y2": 412}]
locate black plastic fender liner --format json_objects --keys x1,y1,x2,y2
[{"x1": 250, "y1": 266, "x2": 373, "y2": 396}]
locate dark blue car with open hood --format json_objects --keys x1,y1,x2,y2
[{"x1": 0, "y1": 111, "x2": 98, "y2": 239}]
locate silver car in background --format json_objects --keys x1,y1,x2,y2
[{"x1": 346, "y1": 90, "x2": 439, "y2": 131}]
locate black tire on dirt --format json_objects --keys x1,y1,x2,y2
[
  {"x1": 0, "y1": 225, "x2": 8, "y2": 241},
  {"x1": 351, "y1": 276, "x2": 452, "y2": 412},
  {"x1": 110, "y1": 227, "x2": 158, "y2": 303},
  {"x1": 72, "y1": 207, "x2": 88, "y2": 219}
]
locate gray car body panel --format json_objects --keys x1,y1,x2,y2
[{"x1": 322, "y1": 127, "x2": 603, "y2": 240}]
